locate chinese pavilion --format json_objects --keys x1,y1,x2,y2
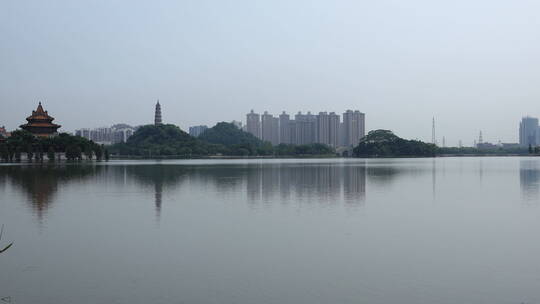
[{"x1": 20, "y1": 102, "x2": 61, "y2": 137}]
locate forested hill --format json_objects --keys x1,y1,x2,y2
[
  {"x1": 353, "y1": 130, "x2": 437, "y2": 157},
  {"x1": 110, "y1": 123, "x2": 336, "y2": 157},
  {"x1": 111, "y1": 124, "x2": 216, "y2": 156},
  {"x1": 198, "y1": 122, "x2": 263, "y2": 147}
]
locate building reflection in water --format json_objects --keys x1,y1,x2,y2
[
  {"x1": 124, "y1": 165, "x2": 188, "y2": 220},
  {"x1": 520, "y1": 160, "x2": 540, "y2": 201},
  {"x1": 121, "y1": 163, "x2": 369, "y2": 208},
  {"x1": 1, "y1": 161, "x2": 387, "y2": 221},
  {"x1": 244, "y1": 163, "x2": 367, "y2": 205},
  {"x1": 0, "y1": 164, "x2": 102, "y2": 220}
]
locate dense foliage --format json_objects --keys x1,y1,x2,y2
[
  {"x1": 438, "y1": 146, "x2": 529, "y2": 155},
  {"x1": 353, "y1": 130, "x2": 437, "y2": 157},
  {"x1": 110, "y1": 124, "x2": 217, "y2": 157},
  {"x1": 110, "y1": 123, "x2": 336, "y2": 157},
  {"x1": 199, "y1": 122, "x2": 263, "y2": 147},
  {"x1": 0, "y1": 130, "x2": 104, "y2": 162}
]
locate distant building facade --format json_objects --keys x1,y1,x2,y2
[
  {"x1": 246, "y1": 110, "x2": 261, "y2": 139},
  {"x1": 20, "y1": 102, "x2": 61, "y2": 137},
  {"x1": 247, "y1": 109, "x2": 365, "y2": 148},
  {"x1": 342, "y1": 110, "x2": 365, "y2": 147},
  {"x1": 519, "y1": 116, "x2": 539, "y2": 147},
  {"x1": 189, "y1": 125, "x2": 208, "y2": 137},
  {"x1": 261, "y1": 111, "x2": 279, "y2": 145},
  {"x1": 294, "y1": 111, "x2": 317, "y2": 145},
  {"x1": 75, "y1": 124, "x2": 136, "y2": 145},
  {"x1": 279, "y1": 111, "x2": 290, "y2": 144},
  {"x1": 328, "y1": 112, "x2": 340, "y2": 148}
]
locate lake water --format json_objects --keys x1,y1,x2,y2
[{"x1": 1, "y1": 157, "x2": 540, "y2": 304}]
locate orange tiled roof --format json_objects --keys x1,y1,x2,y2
[{"x1": 20, "y1": 102, "x2": 62, "y2": 135}]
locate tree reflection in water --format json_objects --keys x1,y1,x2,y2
[
  {"x1": 0, "y1": 161, "x2": 425, "y2": 222},
  {"x1": 0, "y1": 164, "x2": 102, "y2": 220}
]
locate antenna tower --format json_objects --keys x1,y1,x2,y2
[
  {"x1": 479, "y1": 130, "x2": 483, "y2": 144},
  {"x1": 432, "y1": 117, "x2": 436, "y2": 145}
]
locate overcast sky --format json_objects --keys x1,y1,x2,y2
[{"x1": 1, "y1": 0, "x2": 539, "y2": 145}]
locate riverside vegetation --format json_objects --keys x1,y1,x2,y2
[
  {"x1": 353, "y1": 130, "x2": 437, "y2": 157},
  {"x1": 0, "y1": 130, "x2": 108, "y2": 162},
  {"x1": 109, "y1": 122, "x2": 335, "y2": 157},
  {"x1": 353, "y1": 129, "x2": 529, "y2": 157},
  {"x1": 1, "y1": 125, "x2": 532, "y2": 162}
]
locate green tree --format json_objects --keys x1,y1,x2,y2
[
  {"x1": 47, "y1": 146, "x2": 55, "y2": 161},
  {"x1": 0, "y1": 144, "x2": 9, "y2": 162},
  {"x1": 104, "y1": 148, "x2": 110, "y2": 161},
  {"x1": 84, "y1": 145, "x2": 93, "y2": 160},
  {"x1": 36, "y1": 144, "x2": 44, "y2": 162},
  {"x1": 26, "y1": 143, "x2": 34, "y2": 161},
  {"x1": 95, "y1": 145, "x2": 103, "y2": 160},
  {"x1": 15, "y1": 146, "x2": 22, "y2": 162},
  {"x1": 65, "y1": 145, "x2": 77, "y2": 161},
  {"x1": 199, "y1": 122, "x2": 263, "y2": 147},
  {"x1": 109, "y1": 124, "x2": 212, "y2": 157},
  {"x1": 529, "y1": 144, "x2": 533, "y2": 154},
  {"x1": 354, "y1": 130, "x2": 436, "y2": 157}
]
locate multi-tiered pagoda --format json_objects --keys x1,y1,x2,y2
[{"x1": 20, "y1": 102, "x2": 61, "y2": 137}]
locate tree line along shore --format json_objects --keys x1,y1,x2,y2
[{"x1": 0, "y1": 123, "x2": 533, "y2": 162}]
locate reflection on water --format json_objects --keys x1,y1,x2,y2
[
  {"x1": 4, "y1": 158, "x2": 538, "y2": 221},
  {"x1": 3, "y1": 158, "x2": 540, "y2": 304},
  {"x1": 520, "y1": 160, "x2": 540, "y2": 200},
  {"x1": 0, "y1": 162, "x2": 379, "y2": 221},
  {"x1": 0, "y1": 165, "x2": 102, "y2": 219}
]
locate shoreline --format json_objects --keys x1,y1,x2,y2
[{"x1": 1, "y1": 154, "x2": 539, "y2": 164}]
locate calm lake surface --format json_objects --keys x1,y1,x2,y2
[{"x1": 1, "y1": 157, "x2": 540, "y2": 304}]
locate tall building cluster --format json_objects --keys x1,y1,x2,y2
[
  {"x1": 519, "y1": 116, "x2": 540, "y2": 146},
  {"x1": 189, "y1": 125, "x2": 208, "y2": 137},
  {"x1": 75, "y1": 124, "x2": 135, "y2": 145},
  {"x1": 245, "y1": 110, "x2": 365, "y2": 147}
]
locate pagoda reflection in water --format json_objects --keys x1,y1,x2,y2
[
  {"x1": 0, "y1": 165, "x2": 101, "y2": 220},
  {"x1": 1, "y1": 162, "x2": 407, "y2": 222}
]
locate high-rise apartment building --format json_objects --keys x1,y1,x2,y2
[
  {"x1": 343, "y1": 110, "x2": 365, "y2": 147},
  {"x1": 294, "y1": 111, "x2": 317, "y2": 145},
  {"x1": 519, "y1": 117, "x2": 539, "y2": 146},
  {"x1": 317, "y1": 112, "x2": 330, "y2": 145},
  {"x1": 261, "y1": 111, "x2": 279, "y2": 145},
  {"x1": 245, "y1": 109, "x2": 364, "y2": 148},
  {"x1": 279, "y1": 111, "x2": 290, "y2": 144},
  {"x1": 316, "y1": 112, "x2": 341, "y2": 148},
  {"x1": 75, "y1": 124, "x2": 136, "y2": 145},
  {"x1": 271, "y1": 117, "x2": 280, "y2": 145},
  {"x1": 246, "y1": 110, "x2": 261, "y2": 139},
  {"x1": 189, "y1": 125, "x2": 208, "y2": 137},
  {"x1": 328, "y1": 112, "x2": 340, "y2": 148}
]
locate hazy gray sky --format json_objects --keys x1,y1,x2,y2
[{"x1": 1, "y1": 0, "x2": 539, "y2": 145}]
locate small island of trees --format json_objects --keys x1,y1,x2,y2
[
  {"x1": 0, "y1": 130, "x2": 108, "y2": 162},
  {"x1": 353, "y1": 130, "x2": 437, "y2": 157}
]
